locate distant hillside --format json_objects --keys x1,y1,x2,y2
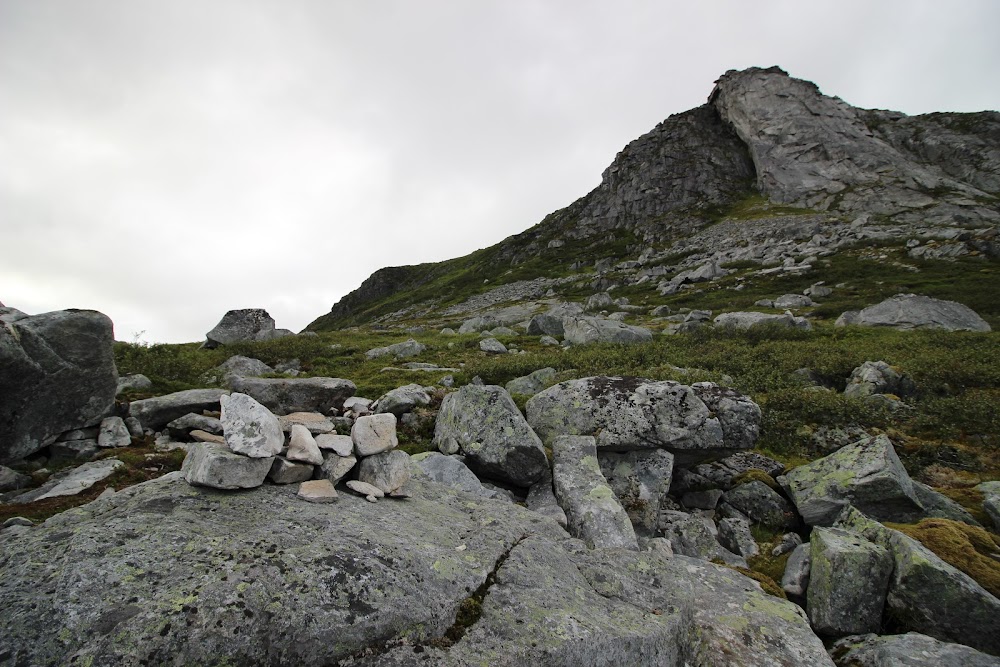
[{"x1": 308, "y1": 66, "x2": 1000, "y2": 331}]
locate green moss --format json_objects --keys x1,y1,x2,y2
[
  {"x1": 731, "y1": 470, "x2": 781, "y2": 490},
  {"x1": 885, "y1": 518, "x2": 1000, "y2": 597}
]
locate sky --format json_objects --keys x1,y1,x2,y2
[{"x1": 2, "y1": 1, "x2": 999, "y2": 344}]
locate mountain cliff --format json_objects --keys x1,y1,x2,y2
[{"x1": 308, "y1": 66, "x2": 999, "y2": 330}]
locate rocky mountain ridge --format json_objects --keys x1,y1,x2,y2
[{"x1": 309, "y1": 66, "x2": 999, "y2": 330}]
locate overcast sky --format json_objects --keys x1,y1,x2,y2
[{"x1": 2, "y1": 1, "x2": 999, "y2": 343}]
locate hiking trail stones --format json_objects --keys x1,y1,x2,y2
[{"x1": 1, "y1": 309, "x2": 118, "y2": 462}]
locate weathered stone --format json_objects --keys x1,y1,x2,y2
[
  {"x1": 0, "y1": 465, "x2": 31, "y2": 492},
  {"x1": 722, "y1": 480, "x2": 799, "y2": 530},
  {"x1": 23, "y1": 459, "x2": 124, "y2": 501},
  {"x1": 598, "y1": 448, "x2": 674, "y2": 535},
  {"x1": 181, "y1": 443, "x2": 273, "y2": 489},
  {"x1": 527, "y1": 376, "x2": 760, "y2": 465},
  {"x1": 692, "y1": 451, "x2": 784, "y2": 490},
  {"x1": 562, "y1": 316, "x2": 653, "y2": 345},
  {"x1": 287, "y1": 424, "x2": 324, "y2": 465},
  {"x1": 551, "y1": 435, "x2": 638, "y2": 550},
  {"x1": 0, "y1": 472, "x2": 833, "y2": 666},
  {"x1": 410, "y1": 452, "x2": 500, "y2": 500},
  {"x1": 351, "y1": 413, "x2": 398, "y2": 456},
  {"x1": 97, "y1": 416, "x2": 131, "y2": 449},
  {"x1": 831, "y1": 632, "x2": 1000, "y2": 667},
  {"x1": 277, "y1": 411, "x2": 335, "y2": 434},
  {"x1": 190, "y1": 429, "x2": 225, "y2": 444},
  {"x1": 838, "y1": 294, "x2": 991, "y2": 332},
  {"x1": 659, "y1": 510, "x2": 745, "y2": 567},
  {"x1": 116, "y1": 373, "x2": 152, "y2": 394},
  {"x1": 782, "y1": 542, "x2": 812, "y2": 597},
  {"x1": 227, "y1": 376, "x2": 355, "y2": 416},
  {"x1": 358, "y1": 450, "x2": 411, "y2": 494},
  {"x1": 1, "y1": 309, "x2": 118, "y2": 462},
  {"x1": 267, "y1": 457, "x2": 314, "y2": 484},
  {"x1": 130, "y1": 389, "x2": 229, "y2": 431},
  {"x1": 297, "y1": 479, "x2": 338, "y2": 503},
  {"x1": 48, "y1": 439, "x2": 99, "y2": 463},
  {"x1": 316, "y1": 452, "x2": 356, "y2": 485},
  {"x1": 315, "y1": 433, "x2": 354, "y2": 457},
  {"x1": 681, "y1": 489, "x2": 724, "y2": 510},
  {"x1": 166, "y1": 413, "x2": 223, "y2": 440},
  {"x1": 780, "y1": 435, "x2": 923, "y2": 526},
  {"x1": 773, "y1": 532, "x2": 804, "y2": 556},
  {"x1": 977, "y1": 481, "x2": 1000, "y2": 530},
  {"x1": 718, "y1": 517, "x2": 759, "y2": 559},
  {"x1": 345, "y1": 480, "x2": 384, "y2": 502},
  {"x1": 526, "y1": 314, "x2": 564, "y2": 336},
  {"x1": 714, "y1": 310, "x2": 812, "y2": 330},
  {"x1": 342, "y1": 396, "x2": 372, "y2": 414},
  {"x1": 373, "y1": 383, "x2": 431, "y2": 416},
  {"x1": 807, "y1": 527, "x2": 892, "y2": 636},
  {"x1": 432, "y1": 384, "x2": 548, "y2": 487},
  {"x1": 365, "y1": 338, "x2": 426, "y2": 360},
  {"x1": 220, "y1": 393, "x2": 284, "y2": 458},
  {"x1": 211, "y1": 355, "x2": 274, "y2": 387},
  {"x1": 844, "y1": 360, "x2": 916, "y2": 398},
  {"x1": 525, "y1": 477, "x2": 568, "y2": 527},
  {"x1": 505, "y1": 367, "x2": 557, "y2": 396},
  {"x1": 204, "y1": 308, "x2": 279, "y2": 348},
  {"x1": 479, "y1": 337, "x2": 507, "y2": 354}
]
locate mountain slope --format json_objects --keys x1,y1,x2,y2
[{"x1": 308, "y1": 66, "x2": 999, "y2": 331}]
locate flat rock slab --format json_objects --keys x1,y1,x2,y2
[
  {"x1": 24, "y1": 459, "x2": 124, "y2": 502},
  {"x1": 228, "y1": 376, "x2": 356, "y2": 415},
  {"x1": 130, "y1": 389, "x2": 229, "y2": 431},
  {"x1": 315, "y1": 433, "x2": 354, "y2": 457},
  {"x1": 0, "y1": 472, "x2": 833, "y2": 666},
  {"x1": 278, "y1": 412, "x2": 335, "y2": 434},
  {"x1": 297, "y1": 479, "x2": 338, "y2": 503}
]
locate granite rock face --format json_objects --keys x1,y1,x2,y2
[{"x1": 0, "y1": 309, "x2": 118, "y2": 462}]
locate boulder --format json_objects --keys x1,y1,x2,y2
[
  {"x1": 807, "y1": 527, "x2": 892, "y2": 636},
  {"x1": 525, "y1": 478, "x2": 568, "y2": 527},
  {"x1": 598, "y1": 449, "x2": 674, "y2": 535},
  {"x1": 562, "y1": 316, "x2": 653, "y2": 345},
  {"x1": 721, "y1": 480, "x2": 799, "y2": 531},
  {"x1": 214, "y1": 355, "x2": 274, "y2": 386},
  {"x1": 0, "y1": 472, "x2": 833, "y2": 666},
  {"x1": 357, "y1": 450, "x2": 411, "y2": 494},
  {"x1": 16, "y1": 459, "x2": 124, "y2": 502},
  {"x1": 411, "y1": 452, "x2": 502, "y2": 500},
  {"x1": 351, "y1": 413, "x2": 398, "y2": 457},
  {"x1": 713, "y1": 310, "x2": 812, "y2": 330},
  {"x1": 116, "y1": 373, "x2": 152, "y2": 394},
  {"x1": 365, "y1": 338, "x2": 426, "y2": 360},
  {"x1": 584, "y1": 292, "x2": 615, "y2": 312},
  {"x1": 373, "y1": 383, "x2": 431, "y2": 416},
  {"x1": 278, "y1": 411, "x2": 335, "y2": 434},
  {"x1": 691, "y1": 451, "x2": 784, "y2": 490},
  {"x1": 97, "y1": 416, "x2": 131, "y2": 449},
  {"x1": 844, "y1": 360, "x2": 916, "y2": 398},
  {"x1": 220, "y1": 393, "x2": 284, "y2": 458},
  {"x1": 525, "y1": 314, "x2": 564, "y2": 336},
  {"x1": 837, "y1": 294, "x2": 991, "y2": 332},
  {"x1": 1, "y1": 309, "x2": 118, "y2": 462},
  {"x1": 314, "y1": 433, "x2": 354, "y2": 457},
  {"x1": 432, "y1": 384, "x2": 548, "y2": 487},
  {"x1": 504, "y1": 367, "x2": 557, "y2": 396},
  {"x1": 831, "y1": 632, "x2": 1000, "y2": 667},
  {"x1": 782, "y1": 542, "x2": 812, "y2": 597},
  {"x1": 166, "y1": 413, "x2": 224, "y2": 440},
  {"x1": 659, "y1": 511, "x2": 746, "y2": 567},
  {"x1": 181, "y1": 443, "x2": 274, "y2": 489},
  {"x1": 773, "y1": 294, "x2": 815, "y2": 308},
  {"x1": 227, "y1": 376, "x2": 355, "y2": 415},
  {"x1": 286, "y1": 424, "x2": 324, "y2": 465},
  {"x1": 779, "y1": 435, "x2": 923, "y2": 526},
  {"x1": 718, "y1": 517, "x2": 760, "y2": 559},
  {"x1": 267, "y1": 457, "x2": 314, "y2": 484},
  {"x1": 526, "y1": 376, "x2": 760, "y2": 464},
  {"x1": 551, "y1": 435, "x2": 638, "y2": 550},
  {"x1": 203, "y1": 308, "x2": 280, "y2": 348},
  {"x1": 297, "y1": 479, "x2": 338, "y2": 503},
  {"x1": 479, "y1": 337, "x2": 507, "y2": 354},
  {"x1": 316, "y1": 452, "x2": 356, "y2": 485},
  {"x1": 836, "y1": 507, "x2": 1000, "y2": 655},
  {"x1": 130, "y1": 389, "x2": 229, "y2": 431}
]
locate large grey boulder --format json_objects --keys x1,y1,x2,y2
[
  {"x1": 837, "y1": 294, "x2": 991, "y2": 332},
  {"x1": 831, "y1": 632, "x2": 1000, "y2": 667},
  {"x1": 357, "y1": 450, "x2": 411, "y2": 495},
  {"x1": 782, "y1": 542, "x2": 812, "y2": 597},
  {"x1": 129, "y1": 388, "x2": 229, "y2": 431},
  {"x1": 372, "y1": 383, "x2": 431, "y2": 416},
  {"x1": 227, "y1": 376, "x2": 355, "y2": 415},
  {"x1": 0, "y1": 472, "x2": 834, "y2": 666},
  {"x1": 779, "y1": 435, "x2": 923, "y2": 526},
  {"x1": 351, "y1": 413, "x2": 398, "y2": 456},
  {"x1": 365, "y1": 338, "x2": 426, "y2": 360},
  {"x1": 714, "y1": 310, "x2": 811, "y2": 330},
  {"x1": 213, "y1": 355, "x2": 274, "y2": 386},
  {"x1": 181, "y1": 443, "x2": 274, "y2": 489},
  {"x1": 411, "y1": 452, "x2": 502, "y2": 500},
  {"x1": 220, "y1": 393, "x2": 284, "y2": 458},
  {"x1": 691, "y1": 451, "x2": 785, "y2": 490},
  {"x1": 432, "y1": 384, "x2": 548, "y2": 487},
  {"x1": 562, "y1": 316, "x2": 653, "y2": 345},
  {"x1": 203, "y1": 308, "x2": 283, "y2": 348},
  {"x1": 527, "y1": 376, "x2": 760, "y2": 464},
  {"x1": 525, "y1": 313, "x2": 564, "y2": 336},
  {"x1": 551, "y1": 435, "x2": 638, "y2": 550},
  {"x1": 505, "y1": 367, "x2": 557, "y2": 396},
  {"x1": 116, "y1": 373, "x2": 152, "y2": 394},
  {"x1": 836, "y1": 507, "x2": 1000, "y2": 655},
  {"x1": 659, "y1": 510, "x2": 746, "y2": 567},
  {"x1": 807, "y1": 527, "x2": 892, "y2": 636},
  {"x1": 844, "y1": 360, "x2": 916, "y2": 398},
  {"x1": 598, "y1": 449, "x2": 674, "y2": 536},
  {"x1": 1, "y1": 309, "x2": 118, "y2": 462}
]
